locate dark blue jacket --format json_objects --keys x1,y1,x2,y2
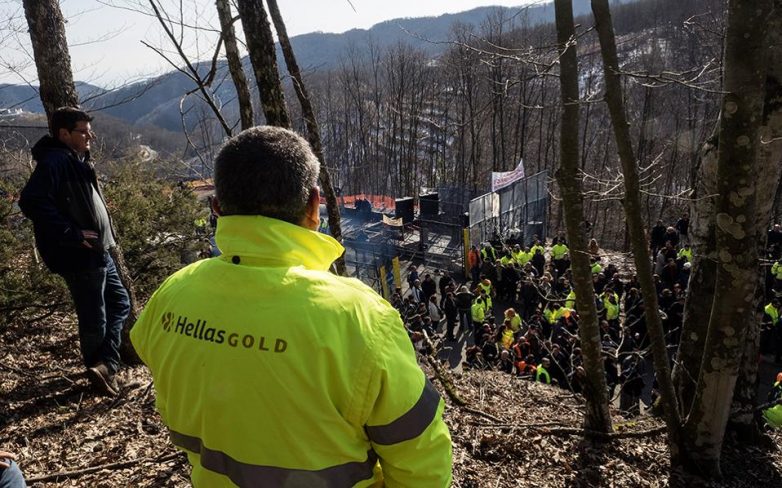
[{"x1": 19, "y1": 136, "x2": 112, "y2": 274}]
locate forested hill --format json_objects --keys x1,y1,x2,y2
[{"x1": 0, "y1": 0, "x2": 627, "y2": 131}]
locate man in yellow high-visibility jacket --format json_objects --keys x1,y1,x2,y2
[
  {"x1": 131, "y1": 127, "x2": 452, "y2": 487},
  {"x1": 764, "y1": 372, "x2": 782, "y2": 428},
  {"x1": 766, "y1": 299, "x2": 782, "y2": 364}
]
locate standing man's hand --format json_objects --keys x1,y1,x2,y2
[
  {"x1": 81, "y1": 230, "x2": 98, "y2": 249},
  {"x1": 0, "y1": 450, "x2": 17, "y2": 469}
]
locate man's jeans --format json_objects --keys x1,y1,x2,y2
[
  {"x1": 0, "y1": 460, "x2": 26, "y2": 488},
  {"x1": 61, "y1": 253, "x2": 130, "y2": 374}
]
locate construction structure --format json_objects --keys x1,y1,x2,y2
[{"x1": 329, "y1": 171, "x2": 549, "y2": 297}]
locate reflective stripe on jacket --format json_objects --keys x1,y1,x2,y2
[{"x1": 131, "y1": 216, "x2": 452, "y2": 487}]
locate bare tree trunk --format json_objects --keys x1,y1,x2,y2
[
  {"x1": 215, "y1": 0, "x2": 254, "y2": 130},
  {"x1": 681, "y1": 1, "x2": 771, "y2": 477},
  {"x1": 591, "y1": 0, "x2": 683, "y2": 464},
  {"x1": 730, "y1": 10, "x2": 782, "y2": 435},
  {"x1": 22, "y1": 0, "x2": 78, "y2": 128},
  {"x1": 554, "y1": 0, "x2": 612, "y2": 434},
  {"x1": 730, "y1": 52, "x2": 782, "y2": 437},
  {"x1": 23, "y1": 0, "x2": 141, "y2": 364},
  {"x1": 235, "y1": 0, "x2": 290, "y2": 128},
  {"x1": 674, "y1": 127, "x2": 718, "y2": 412},
  {"x1": 266, "y1": 0, "x2": 346, "y2": 276}
]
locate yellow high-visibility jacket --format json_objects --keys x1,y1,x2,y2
[
  {"x1": 603, "y1": 293, "x2": 620, "y2": 321},
  {"x1": 565, "y1": 290, "x2": 576, "y2": 310},
  {"x1": 506, "y1": 314, "x2": 522, "y2": 333},
  {"x1": 551, "y1": 243, "x2": 569, "y2": 260},
  {"x1": 131, "y1": 216, "x2": 452, "y2": 487},
  {"x1": 766, "y1": 303, "x2": 780, "y2": 325},
  {"x1": 677, "y1": 248, "x2": 692, "y2": 262},
  {"x1": 471, "y1": 299, "x2": 486, "y2": 323}
]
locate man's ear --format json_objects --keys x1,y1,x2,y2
[
  {"x1": 211, "y1": 196, "x2": 222, "y2": 216},
  {"x1": 302, "y1": 187, "x2": 320, "y2": 230},
  {"x1": 56, "y1": 127, "x2": 69, "y2": 144}
]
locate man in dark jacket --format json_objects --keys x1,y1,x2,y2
[
  {"x1": 421, "y1": 273, "x2": 437, "y2": 303},
  {"x1": 455, "y1": 286, "x2": 474, "y2": 331},
  {"x1": 437, "y1": 270, "x2": 453, "y2": 308},
  {"x1": 650, "y1": 220, "x2": 666, "y2": 256},
  {"x1": 443, "y1": 291, "x2": 459, "y2": 341},
  {"x1": 18, "y1": 107, "x2": 129, "y2": 396},
  {"x1": 675, "y1": 214, "x2": 690, "y2": 245}
]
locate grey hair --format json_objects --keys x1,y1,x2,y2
[{"x1": 214, "y1": 126, "x2": 320, "y2": 223}]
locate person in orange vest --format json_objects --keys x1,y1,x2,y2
[{"x1": 468, "y1": 245, "x2": 481, "y2": 285}]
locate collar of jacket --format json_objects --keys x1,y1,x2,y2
[
  {"x1": 32, "y1": 135, "x2": 92, "y2": 164},
  {"x1": 214, "y1": 215, "x2": 344, "y2": 271}
]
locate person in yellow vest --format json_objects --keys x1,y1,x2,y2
[
  {"x1": 772, "y1": 259, "x2": 782, "y2": 292},
  {"x1": 500, "y1": 252, "x2": 514, "y2": 266},
  {"x1": 511, "y1": 244, "x2": 525, "y2": 265},
  {"x1": 550, "y1": 240, "x2": 569, "y2": 276},
  {"x1": 530, "y1": 240, "x2": 545, "y2": 257},
  {"x1": 479, "y1": 288, "x2": 494, "y2": 318},
  {"x1": 471, "y1": 296, "x2": 487, "y2": 330},
  {"x1": 590, "y1": 259, "x2": 602, "y2": 275},
  {"x1": 543, "y1": 302, "x2": 561, "y2": 325},
  {"x1": 504, "y1": 308, "x2": 522, "y2": 333},
  {"x1": 477, "y1": 278, "x2": 495, "y2": 299},
  {"x1": 565, "y1": 290, "x2": 576, "y2": 310},
  {"x1": 550, "y1": 241, "x2": 569, "y2": 261},
  {"x1": 130, "y1": 127, "x2": 451, "y2": 487},
  {"x1": 677, "y1": 244, "x2": 693, "y2": 263},
  {"x1": 603, "y1": 291, "x2": 621, "y2": 326},
  {"x1": 481, "y1": 242, "x2": 497, "y2": 263},
  {"x1": 536, "y1": 357, "x2": 552, "y2": 384},
  {"x1": 764, "y1": 372, "x2": 782, "y2": 429},
  {"x1": 766, "y1": 299, "x2": 782, "y2": 363},
  {"x1": 555, "y1": 305, "x2": 574, "y2": 324},
  {"x1": 499, "y1": 322, "x2": 514, "y2": 350}
]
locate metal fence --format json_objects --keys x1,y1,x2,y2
[{"x1": 468, "y1": 170, "x2": 549, "y2": 247}]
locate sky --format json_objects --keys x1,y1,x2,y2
[{"x1": 0, "y1": 0, "x2": 536, "y2": 87}]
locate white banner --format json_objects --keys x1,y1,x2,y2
[
  {"x1": 491, "y1": 159, "x2": 526, "y2": 192},
  {"x1": 382, "y1": 214, "x2": 404, "y2": 227}
]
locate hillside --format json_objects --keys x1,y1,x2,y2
[{"x1": 0, "y1": 0, "x2": 620, "y2": 132}]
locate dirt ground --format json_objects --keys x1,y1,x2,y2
[{"x1": 2, "y1": 304, "x2": 782, "y2": 487}]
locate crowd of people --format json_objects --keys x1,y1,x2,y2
[{"x1": 390, "y1": 215, "x2": 730, "y2": 417}]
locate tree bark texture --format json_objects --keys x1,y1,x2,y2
[
  {"x1": 266, "y1": 0, "x2": 346, "y2": 276},
  {"x1": 731, "y1": 35, "x2": 782, "y2": 436},
  {"x1": 22, "y1": 0, "x2": 79, "y2": 127},
  {"x1": 215, "y1": 0, "x2": 254, "y2": 131},
  {"x1": 675, "y1": 131, "x2": 718, "y2": 413},
  {"x1": 23, "y1": 0, "x2": 141, "y2": 364},
  {"x1": 554, "y1": 0, "x2": 612, "y2": 434},
  {"x1": 235, "y1": 0, "x2": 290, "y2": 128},
  {"x1": 591, "y1": 0, "x2": 683, "y2": 464},
  {"x1": 681, "y1": 0, "x2": 772, "y2": 477}
]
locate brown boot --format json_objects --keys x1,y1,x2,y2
[{"x1": 87, "y1": 362, "x2": 118, "y2": 396}]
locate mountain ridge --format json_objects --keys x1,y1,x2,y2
[{"x1": 0, "y1": 1, "x2": 603, "y2": 131}]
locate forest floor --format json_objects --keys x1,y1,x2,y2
[{"x1": 2, "y1": 310, "x2": 782, "y2": 487}]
